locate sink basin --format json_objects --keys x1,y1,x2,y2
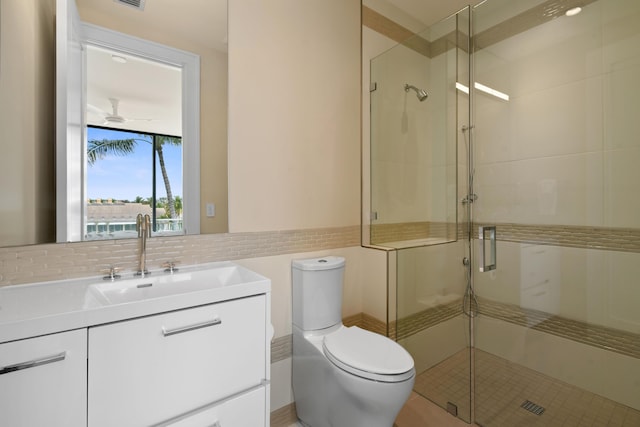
[{"x1": 88, "y1": 262, "x2": 267, "y2": 305}]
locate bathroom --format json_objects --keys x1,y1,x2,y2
[{"x1": 1, "y1": 0, "x2": 639, "y2": 426}]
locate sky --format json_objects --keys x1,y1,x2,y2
[{"x1": 86, "y1": 127, "x2": 183, "y2": 202}]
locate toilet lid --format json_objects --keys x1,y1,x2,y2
[{"x1": 323, "y1": 326, "x2": 415, "y2": 382}]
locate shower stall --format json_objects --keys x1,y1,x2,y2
[{"x1": 365, "y1": 0, "x2": 640, "y2": 425}]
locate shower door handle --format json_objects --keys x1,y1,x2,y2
[{"x1": 478, "y1": 226, "x2": 497, "y2": 272}]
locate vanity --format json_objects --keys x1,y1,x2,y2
[{"x1": 0, "y1": 262, "x2": 271, "y2": 427}]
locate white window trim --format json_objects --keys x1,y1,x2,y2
[{"x1": 81, "y1": 23, "x2": 201, "y2": 237}]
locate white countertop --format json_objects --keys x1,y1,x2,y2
[{"x1": 0, "y1": 262, "x2": 271, "y2": 344}]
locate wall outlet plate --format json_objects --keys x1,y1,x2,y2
[{"x1": 206, "y1": 203, "x2": 215, "y2": 217}]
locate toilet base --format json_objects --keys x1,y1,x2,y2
[{"x1": 292, "y1": 326, "x2": 415, "y2": 427}]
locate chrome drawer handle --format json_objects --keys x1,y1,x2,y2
[
  {"x1": 0, "y1": 352, "x2": 66, "y2": 375},
  {"x1": 162, "y1": 318, "x2": 222, "y2": 337}
]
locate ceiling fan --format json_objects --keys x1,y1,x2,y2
[{"x1": 88, "y1": 98, "x2": 154, "y2": 126}]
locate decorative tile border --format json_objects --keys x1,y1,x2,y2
[
  {"x1": 390, "y1": 297, "x2": 640, "y2": 360},
  {"x1": 474, "y1": 0, "x2": 599, "y2": 51},
  {"x1": 365, "y1": 0, "x2": 598, "y2": 60},
  {"x1": 362, "y1": 6, "x2": 463, "y2": 58},
  {"x1": 475, "y1": 222, "x2": 640, "y2": 253},
  {"x1": 272, "y1": 334, "x2": 293, "y2": 364},
  {"x1": 371, "y1": 221, "x2": 640, "y2": 253},
  {"x1": 0, "y1": 226, "x2": 360, "y2": 287},
  {"x1": 272, "y1": 313, "x2": 388, "y2": 364},
  {"x1": 344, "y1": 312, "x2": 388, "y2": 336},
  {"x1": 391, "y1": 300, "x2": 461, "y2": 341},
  {"x1": 362, "y1": 6, "x2": 417, "y2": 50},
  {"x1": 480, "y1": 299, "x2": 640, "y2": 360},
  {"x1": 370, "y1": 221, "x2": 458, "y2": 247}
]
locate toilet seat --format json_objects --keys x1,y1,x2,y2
[{"x1": 322, "y1": 326, "x2": 415, "y2": 383}]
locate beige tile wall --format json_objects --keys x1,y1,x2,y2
[{"x1": 0, "y1": 226, "x2": 359, "y2": 287}]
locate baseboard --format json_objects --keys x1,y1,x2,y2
[{"x1": 271, "y1": 402, "x2": 298, "y2": 427}]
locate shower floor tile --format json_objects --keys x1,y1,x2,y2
[
  {"x1": 413, "y1": 349, "x2": 640, "y2": 426},
  {"x1": 395, "y1": 392, "x2": 470, "y2": 427}
]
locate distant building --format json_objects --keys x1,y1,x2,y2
[{"x1": 86, "y1": 201, "x2": 181, "y2": 239}]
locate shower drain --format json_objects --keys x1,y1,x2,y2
[{"x1": 521, "y1": 400, "x2": 546, "y2": 415}]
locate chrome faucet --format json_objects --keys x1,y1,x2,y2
[{"x1": 136, "y1": 213, "x2": 151, "y2": 276}]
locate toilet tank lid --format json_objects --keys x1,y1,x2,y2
[{"x1": 292, "y1": 256, "x2": 345, "y2": 271}]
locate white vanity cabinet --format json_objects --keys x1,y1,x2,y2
[
  {"x1": 88, "y1": 294, "x2": 269, "y2": 427},
  {"x1": 0, "y1": 329, "x2": 87, "y2": 427}
]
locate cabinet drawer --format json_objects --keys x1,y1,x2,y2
[
  {"x1": 88, "y1": 295, "x2": 267, "y2": 427},
  {"x1": 0, "y1": 329, "x2": 87, "y2": 427},
  {"x1": 158, "y1": 384, "x2": 266, "y2": 427}
]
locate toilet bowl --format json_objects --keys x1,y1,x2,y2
[{"x1": 292, "y1": 256, "x2": 415, "y2": 427}]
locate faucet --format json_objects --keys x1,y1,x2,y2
[{"x1": 136, "y1": 213, "x2": 151, "y2": 276}]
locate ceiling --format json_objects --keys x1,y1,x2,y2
[
  {"x1": 80, "y1": 0, "x2": 226, "y2": 136},
  {"x1": 83, "y1": 0, "x2": 480, "y2": 136},
  {"x1": 86, "y1": 45, "x2": 183, "y2": 136},
  {"x1": 380, "y1": 0, "x2": 485, "y2": 28}
]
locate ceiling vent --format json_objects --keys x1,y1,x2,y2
[{"x1": 113, "y1": 0, "x2": 146, "y2": 11}]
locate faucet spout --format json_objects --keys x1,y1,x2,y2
[{"x1": 136, "y1": 213, "x2": 151, "y2": 276}]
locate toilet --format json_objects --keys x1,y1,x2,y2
[{"x1": 292, "y1": 256, "x2": 415, "y2": 427}]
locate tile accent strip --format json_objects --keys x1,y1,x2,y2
[
  {"x1": 480, "y1": 299, "x2": 640, "y2": 360},
  {"x1": 474, "y1": 0, "x2": 599, "y2": 51},
  {"x1": 362, "y1": 6, "x2": 415, "y2": 46},
  {"x1": 475, "y1": 222, "x2": 640, "y2": 253},
  {"x1": 271, "y1": 335, "x2": 293, "y2": 364},
  {"x1": 391, "y1": 298, "x2": 640, "y2": 360},
  {"x1": 0, "y1": 225, "x2": 360, "y2": 287},
  {"x1": 362, "y1": 6, "x2": 457, "y2": 58},
  {"x1": 271, "y1": 313, "x2": 388, "y2": 363},
  {"x1": 391, "y1": 300, "x2": 461, "y2": 341},
  {"x1": 344, "y1": 312, "x2": 388, "y2": 336},
  {"x1": 370, "y1": 221, "x2": 458, "y2": 246}
]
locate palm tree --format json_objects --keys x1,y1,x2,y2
[
  {"x1": 87, "y1": 133, "x2": 182, "y2": 220},
  {"x1": 154, "y1": 135, "x2": 181, "y2": 219}
]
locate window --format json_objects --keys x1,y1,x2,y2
[{"x1": 85, "y1": 126, "x2": 183, "y2": 240}]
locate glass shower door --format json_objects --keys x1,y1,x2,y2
[
  {"x1": 367, "y1": 6, "x2": 474, "y2": 424},
  {"x1": 472, "y1": 0, "x2": 640, "y2": 425}
]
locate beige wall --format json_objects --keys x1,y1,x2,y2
[
  {"x1": 1, "y1": 0, "x2": 376, "y2": 418},
  {"x1": 0, "y1": 0, "x2": 56, "y2": 246},
  {"x1": 228, "y1": 0, "x2": 361, "y2": 233},
  {"x1": 77, "y1": 1, "x2": 229, "y2": 234},
  {"x1": 474, "y1": 0, "x2": 640, "y2": 229}
]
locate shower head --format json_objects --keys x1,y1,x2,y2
[{"x1": 404, "y1": 83, "x2": 428, "y2": 102}]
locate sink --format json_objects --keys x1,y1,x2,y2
[{"x1": 88, "y1": 262, "x2": 267, "y2": 305}]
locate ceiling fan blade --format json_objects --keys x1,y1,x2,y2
[
  {"x1": 127, "y1": 118, "x2": 157, "y2": 122},
  {"x1": 87, "y1": 104, "x2": 108, "y2": 116}
]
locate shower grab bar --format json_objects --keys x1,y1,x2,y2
[{"x1": 479, "y1": 226, "x2": 497, "y2": 272}]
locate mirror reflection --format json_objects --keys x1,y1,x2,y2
[{"x1": 0, "y1": 0, "x2": 228, "y2": 247}]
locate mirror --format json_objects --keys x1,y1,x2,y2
[{"x1": 0, "y1": 0, "x2": 228, "y2": 247}]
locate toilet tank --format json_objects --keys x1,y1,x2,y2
[{"x1": 292, "y1": 256, "x2": 345, "y2": 330}]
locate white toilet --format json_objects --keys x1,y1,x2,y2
[{"x1": 292, "y1": 256, "x2": 415, "y2": 427}]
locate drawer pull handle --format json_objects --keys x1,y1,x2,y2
[
  {"x1": 162, "y1": 318, "x2": 222, "y2": 337},
  {"x1": 0, "y1": 352, "x2": 66, "y2": 375}
]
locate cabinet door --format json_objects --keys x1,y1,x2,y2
[
  {"x1": 88, "y1": 295, "x2": 267, "y2": 427},
  {"x1": 162, "y1": 385, "x2": 266, "y2": 427},
  {"x1": 0, "y1": 329, "x2": 87, "y2": 427}
]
